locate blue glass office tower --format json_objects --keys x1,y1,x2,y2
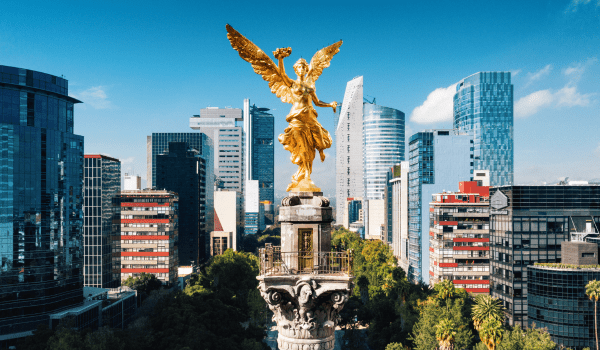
[
  {"x1": 0, "y1": 65, "x2": 84, "y2": 336},
  {"x1": 454, "y1": 72, "x2": 513, "y2": 186},
  {"x1": 243, "y1": 99, "x2": 274, "y2": 234},
  {"x1": 363, "y1": 103, "x2": 405, "y2": 200},
  {"x1": 407, "y1": 130, "x2": 473, "y2": 283}
]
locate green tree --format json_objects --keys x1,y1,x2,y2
[
  {"x1": 122, "y1": 272, "x2": 163, "y2": 303},
  {"x1": 435, "y1": 318, "x2": 457, "y2": 350},
  {"x1": 475, "y1": 325, "x2": 556, "y2": 350},
  {"x1": 586, "y1": 279, "x2": 600, "y2": 350},
  {"x1": 478, "y1": 318, "x2": 503, "y2": 350},
  {"x1": 435, "y1": 279, "x2": 455, "y2": 312},
  {"x1": 411, "y1": 294, "x2": 473, "y2": 350},
  {"x1": 472, "y1": 294, "x2": 504, "y2": 331},
  {"x1": 385, "y1": 342, "x2": 409, "y2": 350}
]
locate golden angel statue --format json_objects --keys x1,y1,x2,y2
[{"x1": 226, "y1": 24, "x2": 341, "y2": 192}]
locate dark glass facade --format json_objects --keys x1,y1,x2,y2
[
  {"x1": 489, "y1": 185, "x2": 600, "y2": 327},
  {"x1": 454, "y1": 72, "x2": 513, "y2": 186},
  {"x1": 249, "y1": 105, "x2": 274, "y2": 204},
  {"x1": 83, "y1": 155, "x2": 121, "y2": 288},
  {"x1": 156, "y1": 142, "x2": 213, "y2": 265},
  {"x1": 148, "y1": 132, "x2": 213, "y2": 190},
  {"x1": 528, "y1": 266, "x2": 600, "y2": 350},
  {"x1": 0, "y1": 65, "x2": 84, "y2": 336}
]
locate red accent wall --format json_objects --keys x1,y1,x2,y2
[
  {"x1": 121, "y1": 268, "x2": 169, "y2": 273},
  {"x1": 429, "y1": 247, "x2": 434, "y2": 252},
  {"x1": 439, "y1": 263, "x2": 458, "y2": 267},
  {"x1": 121, "y1": 252, "x2": 170, "y2": 257},
  {"x1": 452, "y1": 246, "x2": 489, "y2": 251},
  {"x1": 429, "y1": 271, "x2": 434, "y2": 276},
  {"x1": 439, "y1": 221, "x2": 458, "y2": 225},
  {"x1": 121, "y1": 219, "x2": 169, "y2": 223},
  {"x1": 121, "y1": 202, "x2": 170, "y2": 207},
  {"x1": 430, "y1": 231, "x2": 434, "y2": 236},
  {"x1": 459, "y1": 181, "x2": 489, "y2": 198},
  {"x1": 453, "y1": 238, "x2": 489, "y2": 243},
  {"x1": 84, "y1": 155, "x2": 102, "y2": 158},
  {"x1": 464, "y1": 288, "x2": 490, "y2": 293},
  {"x1": 453, "y1": 280, "x2": 489, "y2": 285},
  {"x1": 120, "y1": 236, "x2": 170, "y2": 240}
]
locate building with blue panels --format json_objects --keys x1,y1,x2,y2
[
  {"x1": 363, "y1": 103, "x2": 405, "y2": 201},
  {"x1": 0, "y1": 65, "x2": 85, "y2": 338},
  {"x1": 243, "y1": 99, "x2": 274, "y2": 234},
  {"x1": 407, "y1": 130, "x2": 473, "y2": 283},
  {"x1": 454, "y1": 72, "x2": 513, "y2": 186},
  {"x1": 83, "y1": 155, "x2": 121, "y2": 288}
]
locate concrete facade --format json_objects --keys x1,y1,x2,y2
[{"x1": 561, "y1": 241, "x2": 598, "y2": 265}]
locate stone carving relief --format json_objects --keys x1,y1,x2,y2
[{"x1": 259, "y1": 278, "x2": 350, "y2": 342}]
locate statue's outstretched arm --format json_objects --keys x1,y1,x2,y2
[
  {"x1": 311, "y1": 90, "x2": 337, "y2": 113},
  {"x1": 274, "y1": 48, "x2": 293, "y2": 87}
]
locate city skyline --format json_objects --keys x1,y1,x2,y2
[{"x1": 1, "y1": 1, "x2": 598, "y2": 195}]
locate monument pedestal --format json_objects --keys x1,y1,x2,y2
[{"x1": 258, "y1": 191, "x2": 353, "y2": 350}]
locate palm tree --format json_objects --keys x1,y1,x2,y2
[
  {"x1": 435, "y1": 279, "x2": 455, "y2": 312},
  {"x1": 586, "y1": 280, "x2": 600, "y2": 350},
  {"x1": 479, "y1": 317, "x2": 503, "y2": 350},
  {"x1": 435, "y1": 318, "x2": 457, "y2": 350},
  {"x1": 472, "y1": 294, "x2": 504, "y2": 331}
]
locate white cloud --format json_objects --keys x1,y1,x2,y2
[
  {"x1": 515, "y1": 84, "x2": 595, "y2": 118},
  {"x1": 525, "y1": 64, "x2": 552, "y2": 87},
  {"x1": 511, "y1": 69, "x2": 522, "y2": 78},
  {"x1": 121, "y1": 156, "x2": 135, "y2": 165},
  {"x1": 514, "y1": 90, "x2": 554, "y2": 118},
  {"x1": 565, "y1": 0, "x2": 600, "y2": 13},
  {"x1": 410, "y1": 83, "x2": 457, "y2": 124},
  {"x1": 71, "y1": 86, "x2": 114, "y2": 109},
  {"x1": 595, "y1": 143, "x2": 600, "y2": 156},
  {"x1": 555, "y1": 84, "x2": 594, "y2": 107},
  {"x1": 563, "y1": 57, "x2": 598, "y2": 81}
]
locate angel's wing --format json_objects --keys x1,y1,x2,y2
[
  {"x1": 226, "y1": 24, "x2": 292, "y2": 103},
  {"x1": 307, "y1": 40, "x2": 342, "y2": 86}
]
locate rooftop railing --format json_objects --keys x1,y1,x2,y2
[{"x1": 258, "y1": 245, "x2": 352, "y2": 276}]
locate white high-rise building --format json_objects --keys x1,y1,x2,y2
[
  {"x1": 123, "y1": 173, "x2": 141, "y2": 191},
  {"x1": 336, "y1": 76, "x2": 364, "y2": 226},
  {"x1": 189, "y1": 107, "x2": 244, "y2": 193}
]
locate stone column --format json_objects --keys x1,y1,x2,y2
[
  {"x1": 258, "y1": 275, "x2": 352, "y2": 350},
  {"x1": 258, "y1": 192, "x2": 353, "y2": 350}
]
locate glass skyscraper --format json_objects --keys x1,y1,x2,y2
[
  {"x1": 0, "y1": 65, "x2": 84, "y2": 336},
  {"x1": 454, "y1": 72, "x2": 513, "y2": 186},
  {"x1": 146, "y1": 132, "x2": 213, "y2": 191},
  {"x1": 243, "y1": 99, "x2": 274, "y2": 234},
  {"x1": 83, "y1": 155, "x2": 121, "y2": 288},
  {"x1": 407, "y1": 130, "x2": 473, "y2": 283},
  {"x1": 155, "y1": 141, "x2": 213, "y2": 264},
  {"x1": 363, "y1": 103, "x2": 405, "y2": 200}
]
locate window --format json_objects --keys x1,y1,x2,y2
[
  {"x1": 347, "y1": 123, "x2": 350, "y2": 131},
  {"x1": 347, "y1": 134, "x2": 350, "y2": 142},
  {"x1": 347, "y1": 145, "x2": 350, "y2": 153},
  {"x1": 347, "y1": 167, "x2": 350, "y2": 175},
  {"x1": 347, "y1": 156, "x2": 350, "y2": 164}
]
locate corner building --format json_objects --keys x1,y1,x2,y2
[
  {"x1": 83, "y1": 155, "x2": 121, "y2": 288},
  {"x1": 489, "y1": 185, "x2": 600, "y2": 327},
  {"x1": 0, "y1": 65, "x2": 84, "y2": 337},
  {"x1": 429, "y1": 181, "x2": 490, "y2": 294},
  {"x1": 454, "y1": 72, "x2": 513, "y2": 186},
  {"x1": 118, "y1": 190, "x2": 178, "y2": 286}
]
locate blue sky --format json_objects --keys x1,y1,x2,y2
[{"x1": 1, "y1": 0, "x2": 598, "y2": 197}]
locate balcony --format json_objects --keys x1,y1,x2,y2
[{"x1": 258, "y1": 245, "x2": 352, "y2": 276}]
